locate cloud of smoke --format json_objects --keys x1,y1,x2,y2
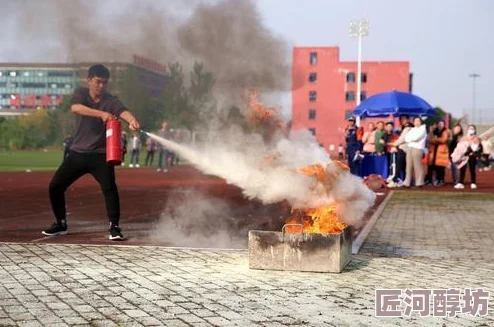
[
  {"x1": 146, "y1": 127, "x2": 376, "y2": 228},
  {"x1": 148, "y1": 189, "x2": 247, "y2": 248},
  {"x1": 4, "y1": 0, "x2": 290, "y2": 97}
]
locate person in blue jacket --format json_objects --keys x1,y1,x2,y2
[{"x1": 345, "y1": 117, "x2": 363, "y2": 175}]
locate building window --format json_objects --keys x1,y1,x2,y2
[
  {"x1": 346, "y1": 72, "x2": 355, "y2": 83},
  {"x1": 360, "y1": 91, "x2": 367, "y2": 101},
  {"x1": 22, "y1": 82, "x2": 46, "y2": 88},
  {"x1": 308, "y1": 72, "x2": 317, "y2": 83},
  {"x1": 309, "y1": 109, "x2": 316, "y2": 120},
  {"x1": 345, "y1": 91, "x2": 355, "y2": 102},
  {"x1": 310, "y1": 52, "x2": 318, "y2": 65},
  {"x1": 309, "y1": 91, "x2": 317, "y2": 102},
  {"x1": 361, "y1": 72, "x2": 367, "y2": 83},
  {"x1": 9, "y1": 71, "x2": 17, "y2": 77},
  {"x1": 309, "y1": 128, "x2": 316, "y2": 136},
  {"x1": 47, "y1": 71, "x2": 73, "y2": 77},
  {"x1": 344, "y1": 110, "x2": 353, "y2": 120}
]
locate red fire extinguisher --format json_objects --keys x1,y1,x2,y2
[{"x1": 106, "y1": 119, "x2": 122, "y2": 165}]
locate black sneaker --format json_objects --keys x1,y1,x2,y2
[
  {"x1": 42, "y1": 221, "x2": 68, "y2": 236},
  {"x1": 109, "y1": 225, "x2": 124, "y2": 241}
]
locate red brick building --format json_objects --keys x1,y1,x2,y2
[{"x1": 291, "y1": 46, "x2": 411, "y2": 154}]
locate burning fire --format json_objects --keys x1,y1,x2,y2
[
  {"x1": 244, "y1": 91, "x2": 349, "y2": 235},
  {"x1": 246, "y1": 89, "x2": 283, "y2": 128},
  {"x1": 285, "y1": 205, "x2": 346, "y2": 234},
  {"x1": 286, "y1": 163, "x2": 348, "y2": 234}
]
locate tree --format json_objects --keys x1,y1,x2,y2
[
  {"x1": 53, "y1": 96, "x2": 76, "y2": 143},
  {"x1": 161, "y1": 62, "x2": 190, "y2": 129},
  {"x1": 18, "y1": 109, "x2": 56, "y2": 148},
  {"x1": 189, "y1": 61, "x2": 216, "y2": 127},
  {"x1": 116, "y1": 67, "x2": 163, "y2": 132},
  {"x1": 0, "y1": 118, "x2": 24, "y2": 150},
  {"x1": 426, "y1": 106, "x2": 461, "y2": 128}
]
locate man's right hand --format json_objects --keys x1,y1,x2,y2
[{"x1": 101, "y1": 112, "x2": 116, "y2": 123}]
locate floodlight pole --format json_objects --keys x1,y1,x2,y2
[
  {"x1": 350, "y1": 20, "x2": 369, "y2": 127},
  {"x1": 469, "y1": 73, "x2": 480, "y2": 124}
]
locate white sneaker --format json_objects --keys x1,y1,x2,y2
[
  {"x1": 387, "y1": 181, "x2": 397, "y2": 188},
  {"x1": 129, "y1": 164, "x2": 134, "y2": 168},
  {"x1": 136, "y1": 164, "x2": 140, "y2": 168},
  {"x1": 157, "y1": 168, "x2": 161, "y2": 172},
  {"x1": 164, "y1": 169, "x2": 169, "y2": 173},
  {"x1": 386, "y1": 176, "x2": 394, "y2": 183},
  {"x1": 454, "y1": 183, "x2": 465, "y2": 189},
  {"x1": 470, "y1": 183, "x2": 477, "y2": 189},
  {"x1": 121, "y1": 162, "x2": 125, "y2": 166}
]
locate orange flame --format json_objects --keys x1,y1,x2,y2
[
  {"x1": 297, "y1": 164, "x2": 330, "y2": 186},
  {"x1": 285, "y1": 163, "x2": 348, "y2": 234},
  {"x1": 246, "y1": 90, "x2": 283, "y2": 128},
  {"x1": 285, "y1": 205, "x2": 346, "y2": 234}
]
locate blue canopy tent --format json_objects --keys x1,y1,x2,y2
[
  {"x1": 352, "y1": 90, "x2": 435, "y2": 118},
  {"x1": 351, "y1": 90, "x2": 435, "y2": 180}
]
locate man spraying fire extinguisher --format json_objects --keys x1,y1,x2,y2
[{"x1": 42, "y1": 64, "x2": 140, "y2": 241}]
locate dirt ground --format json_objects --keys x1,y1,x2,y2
[{"x1": 0, "y1": 165, "x2": 492, "y2": 248}]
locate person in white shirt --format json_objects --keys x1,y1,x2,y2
[
  {"x1": 402, "y1": 117, "x2": 427, "y2": 187},
  {"x1": 129, "y1": 132, "x2": 141, "y2": 168},
  {"x1": 480, "y1": 136, "x2": 493, "y2": 171}
]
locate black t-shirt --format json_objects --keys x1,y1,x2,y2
[{"x1": 69, "y1": 87, "x2": 126, "y2": 153}]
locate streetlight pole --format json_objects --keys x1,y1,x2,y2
[
  {"x1": 469, "y1": 73, "x2": 480, "y2": 124},
  {"x1": 350, "y1": 19, "x2": 369, "y2": 127}
]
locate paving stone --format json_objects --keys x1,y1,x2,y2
[
  {"x1": 0, "y1": 318, "x2": 16, "y2": 326},
  {"x1": 161, "y1": 319, "x2": 190, "y2": 327},
  {"x1": 175, "y1": 313, "x2": 205, "y2": 324},
  {"x1": 61, "y1": 316, "x2": 88, "y2": 325},
  {"x1": 123, "y1": 309, "x2": 149, "y2": 318},
  {"x1": 16, "y1": 321, "x2": 44, "y2": 327}
]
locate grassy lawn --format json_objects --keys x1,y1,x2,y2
[{"x1": 0, "y1": 150, "x2": 64, "y2": 172}]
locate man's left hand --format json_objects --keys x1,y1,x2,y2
[{"x1": 128, "y1": 119, "x2": 140, "y2": 131}]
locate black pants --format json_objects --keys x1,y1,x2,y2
[
  {"x1": 347, "y1": 147, "x2": 360, "y2": 175},
  {"x1": 460, "y1": 157, "x2": 477, "y2": 184},
  {"x1": 386, "y1": 152, "x2": 395, "y2": 178},
  {"x1": 145, "y1": 151, "x2": 155, "y2": 166},
  {"x1": 395, "y1": 150, "x2": 406, "y2": 182},
  {"x1": 49, "y1": 150, "x2": 120, "y2": 225},
  {"x1": 426, "y1": 165, "x2": 445, "y2": 183}
]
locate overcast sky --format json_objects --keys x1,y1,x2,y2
[
  {"x1": 256, "y1": 0, "x2": 494, "y2": 120},
  {"x1": 2, "y1": 0, "x2": 493, "y2": 121}
]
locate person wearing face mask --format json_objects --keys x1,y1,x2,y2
[{"x1": 451, "y1": 125, "x2": 483, "y2": 189}]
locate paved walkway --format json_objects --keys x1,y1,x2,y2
[
  {"x1": 360, "y1": 191, "x2": 494, "y2": 260},
  {"x1": 1, "y1": 192, "x2": 493, "y2": 326}
]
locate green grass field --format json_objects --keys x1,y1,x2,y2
[{"x1": 0, "y1": 150, "x2": 64, "y2": 171}]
